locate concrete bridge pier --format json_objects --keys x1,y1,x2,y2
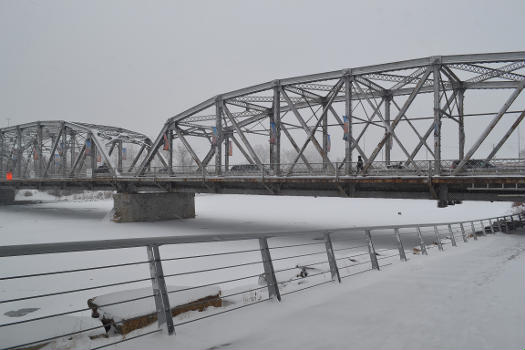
[
  {"x1": 112, "y1": 192, "x2": 195, "y2": 222},
  {"x1": 0, "y1": 188, "x2": 15, "y2": 205}
]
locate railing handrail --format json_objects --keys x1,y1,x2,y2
[{"x1": 0, "y1": 214, "x2": 517, "y2": 258}]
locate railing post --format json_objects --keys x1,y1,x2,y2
[
  {"x1": 495, "y1": 217, "x2": 502, "y2": 233},
  {"x1": 509, "y1": 215, "x2": 516, "y2": 230},
  {"x1": 365, "y1": 230, "x2": 380, "y2": 270},
  {"x1": 146, "y1": 245, "x2": 175, "y2": 335},
  {"x1": 475, "y1": 221, "x2": 485, "y2": 237},
  {"x1": 415, "y1": 226, "x2": 428, "y2": 255},
  {"x1": 459, "y1": 223, "x2": 468, "y2": 242},
  {"x1": 394, "y1": 228, "x2": 407, "y2": 261},
  {"x1": 503, "y1": 216, "x2": 509, "y2": 233},
  {"x1": 433, "y1": 226, "x2": 444, "y2": 251},
  {"x1": 448, "y1": 224, "x2": 457, "y2": 247},
  {"x1": 488, "y1": 219, "x2": 495, "y2": 234},
  {"x1": 468, "y1": 222, "x2": 477, "y2": 240},
  {"x1": 258, "y1": 237, "x2": 281, "y2": 301},
  {"x1": 324, "y1": 233, "x2": 341, "y2": 283}
]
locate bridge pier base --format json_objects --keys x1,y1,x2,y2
[
  {"x1": 0, "y1": 188, "x2": 15, "y2": 205},
  {"x1": 113, "y1": 192, "x2": 195, "y2": 222},
  {"x1": 437, "y1": 184, "x2": 448, "y2": 208}
]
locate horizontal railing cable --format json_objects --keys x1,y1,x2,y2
[
  {"x1": 0, "y1": 276, "x2": 154, "y2": 304},
  {"x1": 162, "y1": 259, "x2": 262, "y2": 278},
  {"x1": 174, "y1": 298, "x2": 269, "y2": 327},
  {"x1": 165, "y1": 273, "x2": 263, "y2": 295},
  {"x1": 90, "y1": 329, "x2": 162, "y2": 350},
  {"x1": 271, "y1": 249, "x2": 327, "y2": 262},
  {"x1": 0, "y1": 259, "x2": 151, "y2": 281},
  {"x1": 160, "y1": 247, "x2": 262, "y2": 262},
  {"x1": 340, "y1": 268, "x2": 374, "y2": 279},
  {"x1": 332, "y1": 244, "x2": 369, "y2": 252},
  {"x1": 269, "y1": 241, "x2": 325, "y2": 250}
]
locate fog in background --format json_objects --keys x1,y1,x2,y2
[{"x1": 1, "y1": 0, "x2": 524, "y2": 160}]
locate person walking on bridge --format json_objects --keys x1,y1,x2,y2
[{"x1": 356, "y1": 155, "x2": 363, "y2": 174}]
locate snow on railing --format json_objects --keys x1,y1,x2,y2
[{"x1": 0, "y1": 213, "x2": 523, "y2": 350}]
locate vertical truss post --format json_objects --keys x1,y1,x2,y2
[
  {"x1": 322, "y1": 101, "x2": 328, "y2": 172},
  {"x1": 433, "y1": 226, "x2": 444, "y2": 251},
  {"x1": 117, "y1": 140, "x2": 123, "y2": 173},
  {"x1": 496, "y1": 217, "x2": 503, "y2": 233},
  {"x1": 452, "y1": 84, "x2": 524, "y2": 175},
  {"x1": 416, "y1": 226, "x2": 428, "y2": 255},
  {"x1": 146, "y1": 245, "x2": 175, "y2": 335},
  {"x1": 344, "y1": 74, "x2": 352, "y2": 175},
  {"x1": 90, "y1": 134, "x2": 96, "y2": 179},
  {"x1": 503, "y1": 216, "x2": 510, "y2": 232},
  {"x1": 16, "y1": 127, "x2": 22, "y2": 178},
  {"x1": 167, "y1": 130, "x2": 173, "y2": 175},
  {"x1": 215, "y1": 98, "x2": 223, "y2": 175},
  {"x1": 384, "y1": 94, "x2": 392, "y2": 165},
  {"x1": 459, "y1": 223, "x2": 468, "y2": 242},
  {"x1": 432, "y1": 64, "x2": 442, "y2": 175},
  {"x1": 394, "y1": 228, "x2": 407, "y2": 261},
  {"x1": 258, "y1": 237, "x2": 281, "y2": 301},
  {"x1": 324, "y1": 233, "x2": 341, "y2": 282},
  {"x1": 458, "y1": 88, "x2": 465, "y2": 160},
  {"x1": 224, "y1": 134, "x2": 230, "y2": 172},
  {"x1": 365, "y1": 230, "x2": 379, "y2": 270},
  {"x1": 37, "y1": 124, "x2": 44, "y2": 177},
  {"x1": 0, "y1": 131, "x2": 3, "y2": 174},
  {"x1": 61, "y1": 126, "x2": 67, "y2": 177},
  {"x1": 70, "y1": 130, "x2": 76, "y2": 176},
  {"x1": 271, "y1": 82, "x2": 281, "y2": 175},
  {"x1": 448, "y1": 224, "x2": 457, "y2": 246}
]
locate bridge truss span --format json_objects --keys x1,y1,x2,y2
[
  {"x1": 1, "y1": 52, "x2": 524, "y2": 204},
  {"x1": 136, "y1": 51, "x2": 525, "y2": 180},
  {"x1": 0, "y1": 121, "x2": 164, "y2": 180}
]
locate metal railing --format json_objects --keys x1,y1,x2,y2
[
  {"x1": 1, "y1": 158, "x2": 524, "y2": 181},
  {"x1": 135, "y1": 158, "x2": 525, "y2": 178},
  {"x1": 0, "y1": 213, "x2": 523, "y2": 350}
]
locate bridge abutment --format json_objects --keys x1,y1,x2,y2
[
  {"x1": 0, "y1": 188, "x2": 15, "y2": 205},
  {"x1": 113, "y1": 192, "x2": 195, "y2": 222}
]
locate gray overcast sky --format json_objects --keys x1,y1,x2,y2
[{"x1": 1, "y1": 0, "x2": 524, "y2": 141}]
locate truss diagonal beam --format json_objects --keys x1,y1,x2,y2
[
  {"x1": 174, "y1": 128, "x2": 206, "y2": 173},
  {"x1": 280, "y1": 123, "x2": 313, "y2": 172},
  {"x1": 452, "y1": 84, "x2": 524, "y2": 174},
  {"x1": 43, "y1": 123, "x2": 65, "y2": 177},
  {"x1": 223, "y1": 103, "x2": 264, "y2": 171},
  {"x1": 485, "y1": 110, "x2": 525, "y2": 161},
  {"x1": 281, "y1": 80, "x2": 343, "y2": 174},
  {"x1": 362, "y1": 67, "x2": 432, "y2": 173},
  {"x1": 353, "y1": 81, "x2": 421, "y2": 172}
]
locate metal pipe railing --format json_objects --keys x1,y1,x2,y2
[{"x1": 0, "y1": 213, "x2": 522, "y2": 350}]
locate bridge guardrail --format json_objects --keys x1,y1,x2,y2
[
  {"x1": 0, "y1": 213, "x2": 523, "y2": 350},
  {"x1": 129, "y1": 158, "x2": 525, "y2": 178},
  {"x1": 1, "y1": 158, "x2": 524, "y2": 181}
]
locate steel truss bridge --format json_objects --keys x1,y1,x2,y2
[{"x1": 1, "y1": 52, "x2": 524, "y2": 203}]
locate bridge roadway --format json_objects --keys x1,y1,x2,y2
[{"x1": 1, "y1": 170, "x2": 524, "y2": 203}]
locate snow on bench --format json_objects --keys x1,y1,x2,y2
[{"x1": 87, "y1": 285, "x2": 221, "y2": 335}]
